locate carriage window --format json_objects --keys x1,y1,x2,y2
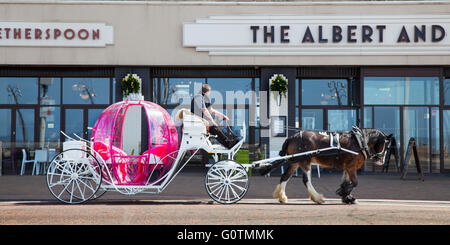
[
  {"x1": 364, "y1": 77, "x2": 439, "y2": 105},
  {"x1": 63, "y1": 78, "x2": 110, "y2": 105},
  {"x1": 158, "y1": 78, "x2": 205, "y2": 105},
  {"x1": 301, "y1": 79, "x2": 348, "y2": 106},
  {"x1": 0, "y1": 77, "x2": 38, "y2": 105}
]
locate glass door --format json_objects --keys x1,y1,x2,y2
[
  {"x1": 15, "y1": 108, "x2": 35, "y2": 151},
  {"x1": 443, "y1": 110, "x2": 450, "y2": 172},
  {"x1": 87, "y1": 109, "x2": 104, "y2": 140},
  {"x1": 302, "y1": 109, "x2": 323, "y2": 131},
  {"x1": 403, "y1": 107, "x2": 430, "y2": 172},
  {"x1": 64, "y1": 109, "x2": 84, "y2": 140},
  {"x1": 0, "y1": 108, "x2": 35, "y2": 174},
  {"x1": 327, "y1": 109, "x2": 357, "y2": 131},
  {"x1": 63, "y1": 108, "x2": 105, "y2": 141},
  {"x1": 14, "y1": 109, "x2": 35, "y2": 175},
  {"x1": 366, "y1": 106, "x2": 402, "y2": 172},
  {"x1": 0, "y1": 109, "x2": 12, "y2": 175}
]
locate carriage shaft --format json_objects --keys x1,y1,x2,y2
[{"x1": 251, "y1": 146, "x2": 358, "y2": 168}]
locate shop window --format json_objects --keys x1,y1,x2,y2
[
  {"x1": 63, "y1": 78, "x2": 110, "y2": 104},
  {"x1": 403, "y1": 107, "x2": 431, "y2": 172},
  {"x1": 40, "y1": 78, "x2": 61, "y2": 105},
  {"x1": 207, "y1": 78, "x2": 253, "y2": 106},
  {"x1": 373, "y1": 106, "x2": 401, "y2": 153},
  {"x1": 302, "y1": 109, "x2": 323, "y2": 130},
  {"x1": 158, "y1": 78, "x2": 205, "y2": 105},
  {"x1": 39, "y1": 106, "x2": 60, "y2": 148},
  {"x1": 15, "y1": 109, "x2": 35, "y2": 149},
  {"x1": 443, "y1": 110, "x2": 450, "y2": 170},
  {"x1": 431, "y1": 107, "x2": 440, "y2": 172},
  {"x1": 327, "y1": 109, "x2": 357, "y2": 131},
  {"x1": 65, "y1": 109, "x2": 84, "y2": 138},
  {"x1": 0, "y1": 77, "x2": 38, "y2": 105},
  {"x1": 0, "y1": 109, "x2": 11, "y2": 146},
  {"x1": 301, "y1": 79, "x2": 349, "y2": 106},
  {"x1": 445, "y1": 79, "x2": 450, "y2": 105},
  {"x1": 88, "y1": 109, "x2": 104, "y2": 140},
  {"x1": 364, "y1": 107, "x2": 373, "y2": 128},
  {"x1": 217, "y1": 108, "x2": 249, "y2": 144},
  {"x1": 364, "y1": 77, "x2": 439, "y2": 105}
]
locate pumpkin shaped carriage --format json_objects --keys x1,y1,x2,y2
[{"x1": 46, "y1": 100, "x2": 248, "y2": 204}]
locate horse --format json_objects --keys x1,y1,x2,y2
[{"x1": 259, "y1": 127, "x2": 392, "y2": 204}]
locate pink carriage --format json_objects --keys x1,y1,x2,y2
[
  {"x1": 46, "y1": 99, "x2": 249, "y2": 204},
  {"x1": 90, "y1": 100, "x2": 179, "y2": 186}
]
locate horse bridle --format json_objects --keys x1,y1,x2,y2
[
  {"x1": 363, "y1": 128, "x2": 392, "y2": 162},
  {"x1": 353, "y1": 126, "x2": 390, "y2": 161},
  {"x1": 368, "y1": 137, "x2": 390, "y2": 161}
]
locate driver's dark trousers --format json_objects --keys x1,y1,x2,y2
[{"x1": 208, "y1": 123, "x2": 239, "y2": 149}]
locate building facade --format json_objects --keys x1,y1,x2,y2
[{"x1": 1, "y1": 0, "x2": 450, "y2": 175}]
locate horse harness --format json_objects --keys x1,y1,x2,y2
[
  {"x1": 351, "y1": 126, "x2": 389, "y2": 161},
  {"x1": 298, "y1": 131, "x2": 343, "y2": 167},
  {"x1": 292, "y1": 128, "x2": 386, "y2": 165},
  {"x1": 351, "y1": 126, "x2": 370, "y2": 160}
]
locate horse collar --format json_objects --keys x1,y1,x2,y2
[{"x1": 351, "y1": 126, "x2": 370, "y2": 160}]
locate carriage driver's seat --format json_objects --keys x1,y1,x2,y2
[{"x1": 175, "y1": 109, "x2": 211, "y2": 150}]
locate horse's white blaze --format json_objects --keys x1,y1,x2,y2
[{"x1": 306, "y1": 170, "x2": 325, "y2": 204}]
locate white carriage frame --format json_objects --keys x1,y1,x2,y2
[
  {"x1": 59, "y1": 112, "x2": 247, "y2": 196},
  {"x1": 50, "y1": 110, "x2": 362, "y2": 204}
]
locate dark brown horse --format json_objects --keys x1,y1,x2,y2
[{"x1": 259, "y1": 127, "x2": 392, "y2": 204}]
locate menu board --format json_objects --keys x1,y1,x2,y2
[{"x1": 271, "y1": 116, "x2": 286, "y2": 137}]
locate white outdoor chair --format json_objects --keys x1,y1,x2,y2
[
  {"x1": 34, "y1": 149, "x2": 49, "y2": 175},
  {"x1": 20, "y1": 149, "x2": 35, "y2": 175}
]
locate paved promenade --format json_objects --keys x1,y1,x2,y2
[
  {"x1": 1, "y1": 169, "x2": 449, "y2": 202},
  {"x1": 1, "y1": 170, "x2": 450, "y2": 225}
]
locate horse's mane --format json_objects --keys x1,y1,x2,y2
[{"x1": 362, "y1": 128, "x2": 385, "y2": 138}]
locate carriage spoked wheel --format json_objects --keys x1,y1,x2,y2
[
  {"x1": 46, "y1": 149, "x2": 102, "y2": 204},
  {"x1": 205, "y1": 160, "x2": 249, "y2": 204}
]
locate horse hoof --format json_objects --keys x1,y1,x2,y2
[
  {"x1": 342, "y1": 195, "x2": 356, "y2": 204},
  {"x1": 272, "y1": 184, "x2": 282, "y2": 199},
  {"x1": 279, "y1": 195, "x2": 288, "y2": 204},
  {"x1": 335, "y1": 187, "x2": 343, "y2": 196},
  {"x1": 310, "y1": 194, "x2": 325, "y2": 204}
]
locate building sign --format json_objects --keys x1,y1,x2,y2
[
  {"x1": 183, "y1": 15, "x2": 450, "y2": 55},
  {"x1": 0, "y1": 22, "x2": 114, "y2": 47}
]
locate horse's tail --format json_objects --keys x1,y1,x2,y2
[
  {"x1": 258, "y1": 159, "x2": 287, "y2": 176},
  {"x1": 279, "y1": 137, "x2": 291, "y2": 156},
  {"x1": 258, "y1": 137, "x2": 291, "y2": 176}
]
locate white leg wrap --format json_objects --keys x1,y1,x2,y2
[{"x1": 306, "y1": 170, "x2": 325, "y2": 204}]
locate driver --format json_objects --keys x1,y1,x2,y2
[{"x1": 191, "y1": 84, "x2": 239, "y2": 149}]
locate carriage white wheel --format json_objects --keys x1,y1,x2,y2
[
  {"x1": 205, "y1": 160, "x2": 249, "y2": 204},
  {"x1": 46, "y1": 149, "x2": 102, "y2": 204}
]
